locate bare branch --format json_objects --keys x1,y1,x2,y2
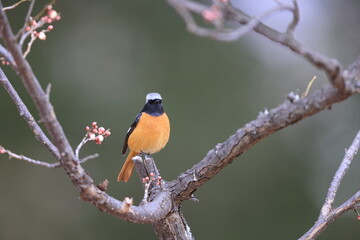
[
  {"x1": 0, "y1": 145, "x2": 61, "y2": 168},
  {"x1": 168, "y1": 0, "x2": 293, "y2": 42},
  {"x1": 166, "y1": 0, "x2": 345, "y2": 89},
  {"x1": 170, "y1": 56, "x2": 360, "y2": 202},
  {"x1": 320, "y1": 130, "x2": 360, "y2": 217},
  {"x1": 2, "y1": 0, "x2": 30, "y2": 11},
  {"x1": 78, "y1": 153, "x2": 99, "y2": 164},
  {"x1": 16, "y1": 0, "x2": 35, "y2": 39},
  {"x1": 299, "y1": 130, "x2": 360, "y2": 240},
  {"x1": 285, "y1": 0, "x2": 300, "y2": 36},
  {"x1": 0, "y1": 67, "x2": 60, "y2": 159}
]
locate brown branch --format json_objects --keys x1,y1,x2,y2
[
  {"x1": 0, "y1": 67, "x2": 60, "y2": 159},
  {"x1": 0, "y1": 3, "x2": 175, "y2": 225},
  {"x1": 2, "y1": 0, "x2": 30, "y2": 11},
  {"x1": 16, "y1": 0, "x2": 35, "y2": 39},
  {"x1": 299, "y1": 131, "x2": 360, "y2": 240},
  {"x1": 0, "y1": 145, "x2": 60, "y2": 168},
  {"x1": 166, "y1": 0, "x2": 344, "y2": 89},
  {"x1": 170, "y1": 57, "x2": 360, "y2": 202}
]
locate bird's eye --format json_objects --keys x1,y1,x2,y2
[{"x1": 149, "y1": 99, "x2": 161, "y2": 104}]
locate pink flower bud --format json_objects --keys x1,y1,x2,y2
[
  {"x1": 98, "y1": 127, "x2": 105, "y2": 135},
  {"x1": 88, "y1": 133, "x2": 96, "y2": 140},
  {"x1": 97, "y1": 135, "x2": 104, "y2": 142},
  {"x1": 41, "y1": 16, "x2": 48, "y2": 22},
  {"x1": 55, "y1": 15, "x2": 61, "y2": 21},
  {"x1": 46, "y1": 5, "x2": 53, "y2": 10},
  {"x1": 31, "y1": 20, "x2": 37, "y2": 26},
  {"x1": 25, "y1": 26, "x2": 31, "y2": 31},
  {"x1": 0, "y1": 147, "x2": 5, "y2": 154},
  {"x1": 38, "y1": 31, "x2": 46, "y2": 40},
  {"x1": 85, "y1": 126, "x2": 90, "y2": 131},
  {"x1": 48, "y1": 9, "x2": 58, "y2": 20},
  {"x1": 92, "y1": 128, "x2": 98, "y2": 134},
  {"x1": 47, "y1": 25, "x2": 54, "y2": 31},
  {"x1": 92, "y1": 122, "x2": 97, "y2": 127},
  {"x1": 105, "y1": 130, "x2": 111, "y2": 136}
]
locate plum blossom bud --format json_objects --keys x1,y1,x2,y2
[
  {"x1": 105, "y1": 130, "x2": 111, "y2": 136},
  {"x1": 92, "y1": 122, "x2": 97, "y2": 127},
  {"x1": 0, "y1": 147, "x2": 5, "y2": 154},
  {"x1": 41, "y1": 16, "x2": 49, "y2": 22},
  {"x1": 85, "y1": 126, "x2": 90, "y2": 131},
  {"x1": 25, "y1": 26, "x2": 31, "y2": 31},
  {"x1": 88, "y1": 133, "x2": 96, "y2": 140},
  {"x1": 98, "y1": 127, "x2": 105, "y2": 135},
  {"x1": 95, "y1": 135, "x2": 104, "y2": 144},
  {"x1": 47, "y1": 25, "x2": 54, "y2": 31},
  {"x1": 38, "y1": 31, "x2": 46, "y2": 40},
  {"x1": 48, "y1": 9, "x2": 58, "y2": 20}
]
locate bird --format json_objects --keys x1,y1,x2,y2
[{"x1": 117, "y1": 92, "x2": 170, "y2": 182}]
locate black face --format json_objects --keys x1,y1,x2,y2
[
  {"x1": 148, "y1": 99, "x2": 162, "y2": 105},
  {"x1": 142, "y1": 98, "x2": 164, "y2": 116}
]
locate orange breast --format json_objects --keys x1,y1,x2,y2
[{"x1": 127, "y1": 112, "x2": 170, "y2": 155}]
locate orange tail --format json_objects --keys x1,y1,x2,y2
[{"x1": 117, "y1": 151, "x2": 138, "y2": 182}]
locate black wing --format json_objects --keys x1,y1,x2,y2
[{"x1": 122, "y1": 112, "x2": 142, "y2": 155}]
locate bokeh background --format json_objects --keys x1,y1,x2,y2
[{"x1": 0, "y1": 0, "x2": 360, "y2": 239}]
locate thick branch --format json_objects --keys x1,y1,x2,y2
[
  {"x1": 171, "y1": 58, "x2": 360, "y2": 202},
  {"x1": 0, "y1": 3, "x2": 173, "y2": 225},
  {"x1": 0, "y1": 2, "x2": 74, "y2": 159}
]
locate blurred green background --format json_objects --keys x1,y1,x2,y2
[{"x1": 0, "y1": 0, "x2": 360, "y2": 239}]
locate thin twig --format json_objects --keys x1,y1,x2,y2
[
  {"x1": 23, "y1": 33, "x2": 37, "y2": 58},
  {"x1": 75, "y1": 137, "x2": 89, "y2": 160},
  {"x1": 285, "y1": 0, "x2": 300, "y2": 36},
  {"x1": 0, "y1": 145, "x2": 61, "y2": 168},
  {"x1": 78, "y1": 153, "x2": 99, "y2": 164},
  {"x1": 166, "y1": 0, "x2": 344, "y2": 89},
  {"x1": 169, "y1": 0, "x2": 292, "y2": 42},
  {"x1": 2, "y1": 0, "x2": 30, "y2": 11},
  {"x1": 319, "y1": 130, "x2": 360, "y2": 217},
  {"x1": 16, "y1": 0, "x2": 35, "y2": 39},
  {"x1": 0, "y1": 67, "x2": 60, "y2": 159},
  {"x1": 300, "y1": 191, "x2": 360, "y2": 240}
]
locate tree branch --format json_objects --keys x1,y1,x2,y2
[
  {"x1": 170, "y1": 57, "x2": 360, "y2": 202},
  {"x1": 0, "y1": 67, "x2": 60, "y2": 159},
  {"x1": 0, "y1": 3, "x2": 175, "y2": 225},
  {"x1": 0, "y1": 145, "x2": 60, "y2": 168},
  {"x1": 299, "y1": 131, "x2": 360, "y2": 240},
  {"x1": 166, "y1": 0, "x2": 344, "y2": 89}
]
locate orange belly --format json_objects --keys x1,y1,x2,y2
[{"x1": 127, "y1": 112, "x2": 170, "y2": 154}]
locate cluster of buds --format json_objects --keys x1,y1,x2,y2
[
  {"x1": 25, "y1": 5, "x2": 61, "y2": 41},
  {"x1": 85, "y1": 122, "x2": 111, "y2": 144},
  {"x1": 142, "y1": 172, "x2": 163, "y2": 186}
]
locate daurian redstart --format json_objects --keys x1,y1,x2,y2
[{"x1": 117, "y1": 93, "x2": 170, "y2": 182}]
